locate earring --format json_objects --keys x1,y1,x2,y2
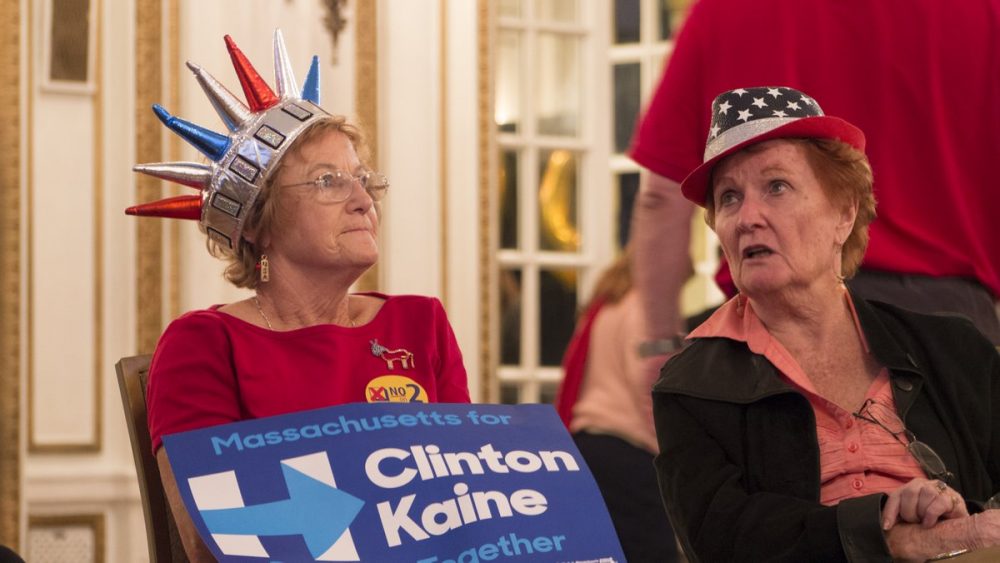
[{"x1": 258, "y1": 254, "x2": 270, "y2": 282}]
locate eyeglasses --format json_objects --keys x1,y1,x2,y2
[
  {"x1": 853, "y1": 399, "x2": 954, "y2": 483},
  {"x1": 281, "y1": 170, "x2": 389, "y2": 202}
]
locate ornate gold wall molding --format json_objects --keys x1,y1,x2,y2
[
  {"x1": 355, "y1": 0, "x2": 378, "y2": 167},
  {"x1": 477, "y1": 0, "x2": 495, "y2": 402},
  {"x1": 0, "y1": 0, "x2": 21, "y2": 548},
  {"x1": 168, "y1": 0, "x2": 181, "y2": 321},
  {"x1": 135, "y1": 0, "x2": 164, "y2": 354},
  {"x1": 355, "y1": 0, "x2": 379, "y2": 292},
  {"x1": 93, "y1": 0, "x2": 105, "y2": 453}
]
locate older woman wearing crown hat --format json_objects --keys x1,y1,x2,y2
[
  {"x1": 650, "y1": 86, "x2": 1000, "y2": 562},
  {"x1": 128, "y1": 31, "x2": 470, "y2": 560}
]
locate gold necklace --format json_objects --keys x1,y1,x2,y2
[{"x1": 253, "y1": 295, "x2": 356, "y2": 329}]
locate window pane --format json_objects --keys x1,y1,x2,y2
[
  {"x1": 500, "y1": 150, "x2": 519, "y2": 249},
  {"x1": 496, "y1": 30, "x2": 521, "y2": 133},
  {"x1": 613, "y1": 63, "x2": 641, "y2": 153},
  {"x1": 499, "y1": 0, "x2": 521, "y2": 18},
  {"x1": 659, "y1": 0, "x2": 692, "y2": 40},
  {"x1": 540, "y1": 383, "x2": 559, "y2": 405},
  {"x1": 614, "y1": 0, "x2": 640, "y2": 44},
  {"x1": 535, "y1": 0, "x2": 578, "y2": 23},
  {"x1": 539, "y1": 268, "x2": 578, "y2": 366},
  {"x1": 538, "y1": 149, "x2": 580, "y2": 252},
  {"x1": 500, "y1": 268, "x2": 522, "y2": 366},
  {"x1": 535, "y1": 33, "x2": 580, "y2": 136},
  {"x1": 500, "y1": 383, "x2": 521, "y2": 405},
  {"x1": 617, "y1": 172, "x2": 639, "y2": 249}
]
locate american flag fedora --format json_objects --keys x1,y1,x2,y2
[{"x1": 680, "y1": 86, "x2": 866, "y2": 206}]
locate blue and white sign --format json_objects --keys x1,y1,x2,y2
[{"x1": 163, "y1": 403, "x2": 625, "y2": 562}]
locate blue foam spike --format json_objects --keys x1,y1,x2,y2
[
  {"x1": 301, "y1": 56, "x2": 320, "y2": 104},
  {"x1": 151, "y1": 104, "x2": 231, "y2": 162}
]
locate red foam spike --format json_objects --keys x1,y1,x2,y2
[
  {"x1": 125, "y1": 195, "x2": 202, "y2": 220},
  {"x1": 224, "y1": 35, "x2": 278, "y2": 112}
]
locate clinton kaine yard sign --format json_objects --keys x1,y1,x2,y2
[{"x1": 163, "y1": 403, "x2": 625, "y2": 562}]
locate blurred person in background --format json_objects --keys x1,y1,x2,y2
[{"x1": 557, "y1": 253, "x2": 682, "y2": 562}]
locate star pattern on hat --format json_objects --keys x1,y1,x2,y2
[{"x1": 706, "y1": 86, "x2": 823, "y2": 140}]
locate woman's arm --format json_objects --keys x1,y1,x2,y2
[
  {"x1": 431, "y1": 298, "x2": 471, "y2": 402},
  {"x1": 146, "y1": 312, "x2": 241, "y2": 561},
  {"x1": 885, "y1": 510, "x2": 1000, "y2": 562},
  {"x1": 630, "y1": 172, "x2": 694, "y2": 342},
  {"x1": 655, "y1": 392, "x2": 874, "y2": 562},
  {"x1": 146, "y1": 312, "x2": 243, "y2": 452}
]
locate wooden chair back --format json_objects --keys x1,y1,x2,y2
[{"x1": 116, "y1": 355, "x2": 188, "y2": 563}]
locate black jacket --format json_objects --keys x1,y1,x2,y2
[{"x1": 652, "y1": 296, "x2": 1000, "y2": 562}]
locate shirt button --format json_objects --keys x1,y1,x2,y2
[
  {"x1": 847, "y1": 442, "x2": 859, "y2": 453},
  {"x1": 895, "y1": 379, "x2": 914, "y2": 392},
  {"x1": 853, "y1": 479, "x2": 864, "y2": 490}
]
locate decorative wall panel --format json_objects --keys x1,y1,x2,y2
[
  {"x1": 0, "y1": 0, "x2": 22, "y2": 548},
  {"x1": 28, "y1": 0, "x2": 103, "y2": 453}
]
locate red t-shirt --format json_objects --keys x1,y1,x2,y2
[
  {"x1": 147, "y1": 293, "x2": 470, "y2": 452},
  {"x1": 630, "y1": 0, "x2": 1000, "y2": 297}
]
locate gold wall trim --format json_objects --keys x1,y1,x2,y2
[
  {"x1": 135, "y1": 0, "x2": 164, "y2": 354},
  {"x1": 439, "y1": 0, "x2": 449, "y2": 307},
  {"x1": 28, "y1": 513, "x2": 106, "y2": 563},
  {"x1": 477, "y1": 0, "x2": 495, "y2": 402},
  {"x1": 0, "y1": 0, "x2": 21, "y2": 547},
  {"x1": 28, "y1": 0, "x2": 103, "y2": 454},
  {"x1": 355, "y1": 0, "x2": 379, "y2": 292},
  {"x1": 168, "y1": 0, "x2": 181, "y2": 320},
  {"x1": 92, "y1": 0, "x2": 105, "y2": 453},
  {"x1": 355, "y1": 0, "x2": 378, "y2": 167}
]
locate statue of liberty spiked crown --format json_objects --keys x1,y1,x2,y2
[{"x1": 127, "y1": 30, "x2": 330, "y2": 249}]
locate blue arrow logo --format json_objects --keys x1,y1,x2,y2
[{"x1": 200, "y1": 464, "x2": 365, "y2": 558}]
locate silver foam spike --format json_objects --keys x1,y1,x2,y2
[
  {"x1": 273, "y1": 29, "x2": 299, "y2": 100},
  {"x1": 186, "y1": 61, "x2": 252, "y2": 131},
  {"x1": 133, "y1": 162, "x2": 213, "y2": 190}
]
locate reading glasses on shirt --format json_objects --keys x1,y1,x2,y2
[
  {"x1": 281, "y1": 170, "x2": 389, "y2": 203},
  {"x1": 853, "y1": 399, "x2": 954, "y2": 483}
]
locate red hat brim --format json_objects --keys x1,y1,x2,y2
[{"x1": 679, "y1": 115, "x2": 866, "y2": 206}]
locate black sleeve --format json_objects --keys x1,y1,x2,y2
[{"x1": 653, "y1": 392, "x2": 891, "y2": 562}]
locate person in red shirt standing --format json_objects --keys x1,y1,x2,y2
[
  {"x1": 629, "y1": 0, "x2": 1000, "y2": 351},
  {"x1": 127, "y1": 31, "x2": 470, "y2": 561}
]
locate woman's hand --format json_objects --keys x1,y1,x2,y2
[
  {"x1": 883, "y1": 478, "x2": 968, "y2": 530},
  {"x1": 886, "y1": 511, "x2": 1000, "y2": 562}
]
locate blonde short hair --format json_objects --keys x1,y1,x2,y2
[{"x1": 207, "y1": 116, "x2": 369, "y2": 288}]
